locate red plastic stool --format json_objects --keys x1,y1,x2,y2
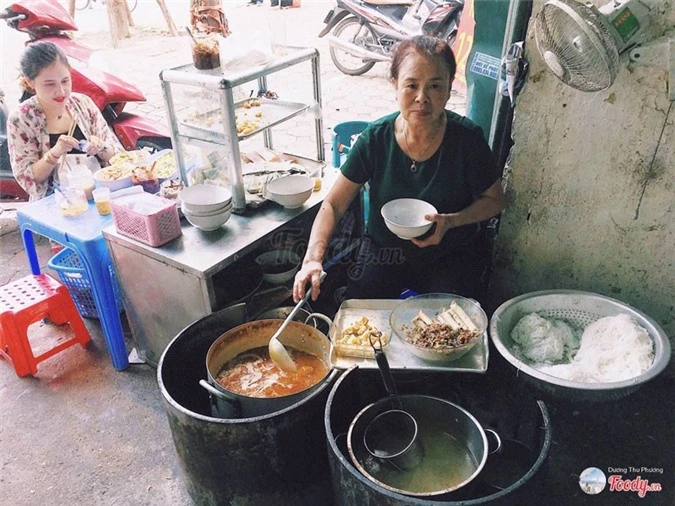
[{"x1": 0, "y1": 274, "x2": 91, "y2": 377}]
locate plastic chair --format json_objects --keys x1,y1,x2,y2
[
  {"x1": 0, "y1": 274, "x2": 91, "y2": 377},
  {"x1": 331, "y1": 120, "x2": 370, "y2": 168}
]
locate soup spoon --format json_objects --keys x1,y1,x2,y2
[{"x1": 269, "y1": 271, "x2": 326, "y2": 373}]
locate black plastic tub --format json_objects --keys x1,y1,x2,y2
[
  {"x1": 158, "y1": 305, "x2": 336, "y2": 506},
  {"x1": 325, "y1": 366, "x2": 552, "y2": 505}
]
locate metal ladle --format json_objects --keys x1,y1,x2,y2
[
  {"x1": 364, "y1": 334, "x2": 424, "y2": 471},
  {"x1": 268, "y1": 271, "x2": 326, "y2": 373}
]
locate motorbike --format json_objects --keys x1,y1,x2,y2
[
  {"x1": 319, "y1": 0, "x2": 464, "y2": 76},
  {"x1": 0, "y1": 0, "x2": 171, "y2": 201}
]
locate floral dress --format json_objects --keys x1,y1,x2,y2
[{"x1": 7, "y1": 92, "x2": 124, "y2": 201}]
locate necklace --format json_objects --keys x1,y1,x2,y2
[{"x1": 403, "y1": 124, "x2": 432, "y2": 173}]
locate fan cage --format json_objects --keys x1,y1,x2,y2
[{"x1": 535, "y1": 0, "x2": 620, "y2": 91}]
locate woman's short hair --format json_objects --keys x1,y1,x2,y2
[
  {"x1": 19, "y1": 41, "x2": 70, "y2": 81},
  {"x1": 390, "y1": 35, "x2": 457, "y2": 84}
]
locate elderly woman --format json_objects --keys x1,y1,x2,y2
[
  {"x1": 7, "y1": 41, "x2": 123, "y2": 201},
  {"x1": 294, "y1": 35, "x2": 505, "y2": 304}
]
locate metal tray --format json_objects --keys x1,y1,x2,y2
[
  {"x1": 329, "y1": 299, "x2": 489, "y2": 373},
  {"x1": 179, "y1": 98, "x2": 311, "y2": 142}
]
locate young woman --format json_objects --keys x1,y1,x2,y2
[
  {"x1": 7, "y1": 41, "x2": 123, "y2": 201},
  {"x1": 293, "y1": 35, "x2": 505, "y2": 304}
]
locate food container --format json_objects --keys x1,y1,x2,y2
[
  {"x1": 390, "y1": 294, "x2": 488, "y2": 363},
  {"x1": 111, "y1": 190, "x2": 182, "y2": 247},
  {"x1": 67, "y1": 164, "x2": 96, "y2": 201},
  {"x1": 191, "y1": 33, "x2": 220, "y2": 70},
  {"x1": 348, "y1": 395, "x2": 501, "y2": 497},
  {"x1": 263, "y1": 174, "x2": 314, "y2": 209},
  {"x1": 489, "y1": 289, "x2": 672, "y2": 401},
  {"x1": 333, "y1": 314, "x2": 391, "y2": 359},
  {"x1": 381, "y1": 199, "x2": 437, "y2": 240},
  {"x1": 254, "y1": 249, "x2": 301, "y2": 285},
  {"x1": 94, "y1": 164, "x2": 134, "y2": 192},
  {"x1": 92, "y1": 187, "x2": 111, "y2": 216},
  {"x1": 198, "y1": 318, "x2": 332, "y2": 418},
  {"x1": 54, "y1": 186, "x2": 88, "y2": 217}
]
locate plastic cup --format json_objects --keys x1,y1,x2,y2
[
  {"x1": 55, "y1": 186, "x2": 88, "y2": 217},
  {"x1": 92, "y1": 187, "x2": 112, "y2": 216},
  {"x1": 191, "y1": 34, "x2": 220, "y2": 70}
]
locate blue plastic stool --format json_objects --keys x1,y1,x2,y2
[{"x1": 331, "y1": 121, "x2": 370, "y2": 168}]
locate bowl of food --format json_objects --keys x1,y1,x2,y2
[
  {"x1": 93, "y1": 163, "x2": 134, "y2": 192},
  {"x1": 109, "y1": 150, "x2": 149, "y2": 165},
  {"x1": 489, "y1": 290, "x2": 672, "y2": 401},
  {"x1": 390, "y1": 293, "x2": 487, "y2": 363},
  {"x1": 381, "y1": 199, "x2": 437, "y2": 240},
  {"x1": 254, "y1": 249, "x2": 302, "y2": 285},
  {"x1": 264, "y1": 174, "x2": 314, "y2": 209},
  {"x1": 150, "y1": 150, "x2": 177, "y2": 183},
  {"x1": 179, "y1": 184, "x2": 232, "y2": 213}
]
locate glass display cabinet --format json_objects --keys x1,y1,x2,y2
[{"x1": 159, "y1": 47, "x2": 324, "y2": 213}]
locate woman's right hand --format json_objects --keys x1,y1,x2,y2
[
  {"x1": 293, "y1": 260, "x2": 324, "y2": 303},
  {"x1": 51, "y1": 135, "x2": 79, "y2": 158}
]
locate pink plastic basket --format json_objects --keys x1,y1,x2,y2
[{"x1": 111, "y1": 193, "x2": 181, "y2": 247}]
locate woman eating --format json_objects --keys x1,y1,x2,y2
[
  {"x1": 7, "y1": 41, "x2": 123, "y2": 201},
  {"x1": 293, "y1": 35, "x2": 505, "y2": 304}
]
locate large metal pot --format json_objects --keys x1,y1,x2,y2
[
  {"x1": 200, "y1": 316, "x2": 333, "y2": 418},
  {"x1": 325, "y1": 367, "x2": 553, "y2": 505},
  {"x1": 348, "y1": 395, "x2": 501, "y2": 497},
  {"x1": 157, "y1": 304, "x2": 336, "y2": 506}
]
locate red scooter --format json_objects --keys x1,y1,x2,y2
[{"x1": 0, "y1": 0, "x2": 171, "y2": 200}]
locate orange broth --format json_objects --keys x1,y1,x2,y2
[{"x1": 216, "y1": 346, "x2": 329, "y2": 398}]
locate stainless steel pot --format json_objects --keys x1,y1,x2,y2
[
  {"x1": 348, "y1": 395, "x2": 501, "y2": 497},
  {"x1": 199, "y1": 315, "x2": 333, "y2": 418}
]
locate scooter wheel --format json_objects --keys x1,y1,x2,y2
[
  {"x1": 135, "y1": 138, "x2": 172, "y2": 154},
  {"x1": 329, "y1": 17, "x2": 377, "y2": 77}
]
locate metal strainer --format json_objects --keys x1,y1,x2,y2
[
  {"x1": 363, "y1": 333, "x2": 424, "y2": 471},
  {"x1": 489, "y1": 289, "x2": 672, "y2": 401}
]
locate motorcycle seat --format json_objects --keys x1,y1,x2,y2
[{"x1": 363, "y1": 0, "x2": 414, "y2": 6}]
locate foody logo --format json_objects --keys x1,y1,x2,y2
[
  {"x1": 579, "y1": 467, "x2": 607, "y2": 495},
  {"x1": 579, "y1": 466, "x2": 664, "y2": 498}
]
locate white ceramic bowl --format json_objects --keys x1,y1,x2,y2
[
  {"x1": 182, "y1": 200, "x2": 232, "y2": 217},
  {"x1": 183, "y1": 207, "x2": 231, "y2": 231},
  {"x1": 179, "y1": 184, "x2": 232, "y2": 213},
  {"x1": 255, "y1": 249, "x2": 302, "y2": 285},
  {"x1": 264, "y1": 175, "x2": 314, "y2": 209},
  {"x1": 381, "y1": 198, "x2": 437, "y2": 240}
]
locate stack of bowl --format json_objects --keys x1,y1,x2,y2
[{"x1": 179, "y1": 184, "x2": 232, "y2": 231}]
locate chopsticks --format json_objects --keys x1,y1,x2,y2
[{"x1": 56, "y1": 116, "x2": 78, "y2": 177}]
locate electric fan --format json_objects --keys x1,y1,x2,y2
[{"x1": 534, "y1": 0, "x2": 652, "y2": 91}]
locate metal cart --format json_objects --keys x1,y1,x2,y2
[{"x1": 159, "y1": 47, "x2": 324, "y2": 213}]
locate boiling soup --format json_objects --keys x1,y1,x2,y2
[{"x1": 216, "y1": 346, "x2": 328, "y2": 398}]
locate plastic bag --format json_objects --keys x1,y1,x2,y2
[{"x1": 219, "y1": 30, "x2": 274, "y2": 71}]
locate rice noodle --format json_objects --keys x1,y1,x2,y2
[{"x1": 518, "y1": 314, "x2": 655, "y2": 383}]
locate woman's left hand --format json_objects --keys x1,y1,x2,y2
[
  {"x1": 84, "y1": 135, "x2": 107, "y2": 157},
  {"x1": 411, "y1": 213, "x2": 454, "y2": 248}
]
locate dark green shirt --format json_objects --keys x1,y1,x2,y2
[{"x1": 340, "y1": 110, "x2": 500, "y2": 263}]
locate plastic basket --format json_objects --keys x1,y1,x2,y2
[
  {"x1": 48, "y1": 248, "x2": 123, "y2": 319},
  {"x1": 111, "y1": 192, "x2": 181, "y2": 247}
]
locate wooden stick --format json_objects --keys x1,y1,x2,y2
[{"x1": 57, "y1": 117, "x2": 78, "y2": 177}]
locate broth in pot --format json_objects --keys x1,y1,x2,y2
[{"x1": 216, "y1": 346, "x2": 329, "y2": 398}]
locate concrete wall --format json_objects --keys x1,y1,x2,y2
[{"x1": 490, "y1": 0, "x2": 674, "y2": 354}]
